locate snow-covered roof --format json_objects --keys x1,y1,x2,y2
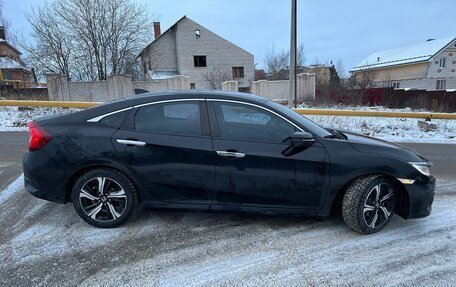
[
  {"x1": 0, "y1": 39, "x2": 22, "y2": 55},
  {"x1": 352, "y1": 37, "x2": 456, "y2": 71},
  {"x1": 0, "y1": 56, "x2": 27, "y2": 70}
]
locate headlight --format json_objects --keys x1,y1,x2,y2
[{"x1": 409, "y1": 162, "x2": 431, "y2": 176}]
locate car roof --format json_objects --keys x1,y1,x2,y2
[{"x1": 126, "y1": 90, "x2": 270, "y2": 104}]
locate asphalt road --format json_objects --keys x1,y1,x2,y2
[
  {"x1": 0, "y1": 131, "x2": 455, "y2": 286},
  {"x1": 0, "y1": 132, "x2": 28, "y2": 190}
]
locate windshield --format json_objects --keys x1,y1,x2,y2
[{"x1": 267, "y1": 101, "x2": 332, "y2": 138}]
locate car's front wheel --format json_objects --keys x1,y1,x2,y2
[
  {"x1": 71, "y1": 168, "x2": 138, "y2": 228},
  {"x1": 342, "y1": 175, "x2": 395, "y2": 234}
]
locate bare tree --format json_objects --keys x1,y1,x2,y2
[
  {"x1": 356, "y1": 68, "x2": 377, "y2": 89},
  {"x1": 297, "y1": 43, "x2": 305, "y2": 67},
  {"x1": 335, "y1": 59, "x2": 346, "y2": 79},
  {"x1": 24, "y1": 6, "x2": 73, "y2": 79},
  {"x1": 346, "y1": 66, "x2": 377, "y2": 92},
  {"x1": 264, "y1": 43, "x2": 305, "y2": 80},
  {"x1": 26, "y1": 0, "x2": 153, "y2": 81},
  {"x1": 0, "y1": 0, "x2": 21, "y2": 48},
  {"x1": 202, "y1": 67, "x2": 232, "y2": 90},
  {"x1": 264, "y1": 45, "x2": 289, "y2": 80}
]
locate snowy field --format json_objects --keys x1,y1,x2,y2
[
  {"x1": 1, "y1": 174, "x2": 455, "y2": 286},
  {"x1": 0, "y1": 105, "x2": 455, "y2": 143}
]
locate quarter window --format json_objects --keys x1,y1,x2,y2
[
  {"x1": 134, "y1": 101, "x2": 202, "y2": 136},
  {"x1": 213, "y1": 102, "x2": 295, "y2": 143},
  {"x1": 100, "y1": 110, "x2": 129, "y2": 128}
]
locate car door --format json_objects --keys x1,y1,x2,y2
[
  {"x1": 112, "y1": 99, "x2": 214, "y2": 205},
  {"x1": 208, "y1": 100, "x2": 329, "y2": 209}
]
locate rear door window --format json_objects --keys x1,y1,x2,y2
[{"x1": 134, "y1": 101, "x2": 202, "y2": 136}]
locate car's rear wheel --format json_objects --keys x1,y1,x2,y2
[
  {"x1": 342, "y1": 175, "x2": 395, "y2": 234},
  {"x1": 71, "y1": 168, "x2": 138, "y2": 228}
]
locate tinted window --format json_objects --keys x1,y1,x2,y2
[
  {"x1": 266, "y1": 101, "x2": 332, "y2": 138},
  {"x1": 214, "y1": 102, "x2": 295, "y2": 143},
  {"x1": 135, "y1": 101, "x2": 202, "y2": 136},
  {"x1": 99, "y1": 110, "x2": 129, "y2": 128}
]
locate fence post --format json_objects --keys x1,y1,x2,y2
[
  {"x1": 297, "y1": 73, "x2": 316, "y2": 102},
  {"x1": 167, "y1": 75, "x2": 190, "y2": 90},
  {"x1": 46, "y1": 74, "x2": 70, "y2": 101},
  {"x1": 107, "y1": 75, "x2": 133, "y2": 101},
  {"x1": 221, "y1": 81, "x2": 238, "y2": 92}
]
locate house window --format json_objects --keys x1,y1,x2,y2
[
  {"x1": 194, "y1": 56, "x2": 206, "y2": 67},
  {"x1": 2, "y1": 70, "x2": 12, "y2": 80},
  {"x1": 232, "y1": 67, "x2": 244, "y2": 78},
  {"x1": 436, "y1": 79, "x2": 446, "y2": 90},
  {"x1": 439, "y1": 58, "x2": 446, "y2": 68},
  {"x1": 195, "y1": 29, "x2": 200, "y2": 39},
  {"x1": 190, "y1": 83, "x2": 196, "y2": 89},
  {"x1": 392, "y1": 81, "x2": 400, "y2": 89}
]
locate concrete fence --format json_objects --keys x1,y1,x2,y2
[
  {"x1": 221, "y1": 81, "x2": 238, "y2": 92},
  {"x1": 46, "y1": 73, "x2": 315, "y2": 102},
  {"x1": 250, "y1": 73, "x2": 316, "y2": 102},
  {"x1": 46, "y1": 74, "x2": 191, "y2": 102}
]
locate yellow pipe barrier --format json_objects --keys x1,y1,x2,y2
[
  {"x1": 294, "y1": 109, "x2": 456, "y2": 120},
  {"x1": 1, "y1": 100, "x2": 456, "y2": 120},
  {"x1": 0, "y1": 100, "x2": 101, "y2": 109}
]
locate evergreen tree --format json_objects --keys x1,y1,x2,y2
[{"x1": 329, "y1": 64, "x2": 341, "y2": 88}]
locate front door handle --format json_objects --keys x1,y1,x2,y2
[
  {"x1": 116, "y1": 139, "x2": 146, "y2": 147},
  {"x1": 216, "y1": 151, "x2": 245, "y2": 158}
]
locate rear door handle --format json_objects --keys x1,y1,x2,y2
[
  {"x1": 216, "y1": 151, "x2": 245, "y2": 158},
  {"x1": 116, "y1": 139, "x2": 146, "y2": 147}
]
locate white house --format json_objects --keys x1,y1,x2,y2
[{"x1": 351, "y1": 37, "x2": 456, "y2": 91}]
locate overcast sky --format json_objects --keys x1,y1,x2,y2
[{"x1": 3, "y1": 0, "x2": 456, "y2": 75}]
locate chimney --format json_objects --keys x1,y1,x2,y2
[
  {"x1": 0, "y1": 26, "x2": 5, "y2": 40},
  {"x1": 153, "y1": 22, "x2": 161, "y2": 39}
]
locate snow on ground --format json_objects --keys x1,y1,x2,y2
[
  {"x1": 0, "y1": 174, "x2": 23, "y2": 205},
  {"x1": 0, "y1": 106, "x2": 80, "y2": 132},
  {"x1": 300, "y1": 104, "x2": 456, "y2": 143},
  {"x1": 0, "y1": 174, "x2": 455, "y2": 286},
  {"x1": 0, "y1": 105, "x2": 455, "y2": 143}
]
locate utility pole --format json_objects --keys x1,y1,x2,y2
[{"x1": 288, "y1": 0, "x2": 297, "y2": 108}]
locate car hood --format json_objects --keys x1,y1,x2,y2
[{"x1": 339, "y1": 130, "x2": 429, "y2": 163}]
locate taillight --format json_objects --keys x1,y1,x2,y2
[{"x1": 28, "y1": 121, "x2": 53, "y2": 151}]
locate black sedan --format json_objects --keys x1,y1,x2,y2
[{"x1": 23, "y1": 91, "x2": 435, "y2": 234}]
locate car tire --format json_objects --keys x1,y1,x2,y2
[
  {"x1": 342, "y1": 175, "x2": 395, "y2": 234},
  {"x1": 71, "y1": 168, "x2": 139, "y2": 228}
]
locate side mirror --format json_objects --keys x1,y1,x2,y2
[
  {"x1": 282, "y1": 132, "x2": 315, "y2": 157},
  {"x1": 290, "y1": 131, "x2": 314, "y2": 148}
]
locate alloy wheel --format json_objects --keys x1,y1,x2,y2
[
  {"x1": 79, "y1": 177, "x2": 128, "y2": 222},
  {"x1": 363, "y1": 183, "x2": 394, "y2": 229}
]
